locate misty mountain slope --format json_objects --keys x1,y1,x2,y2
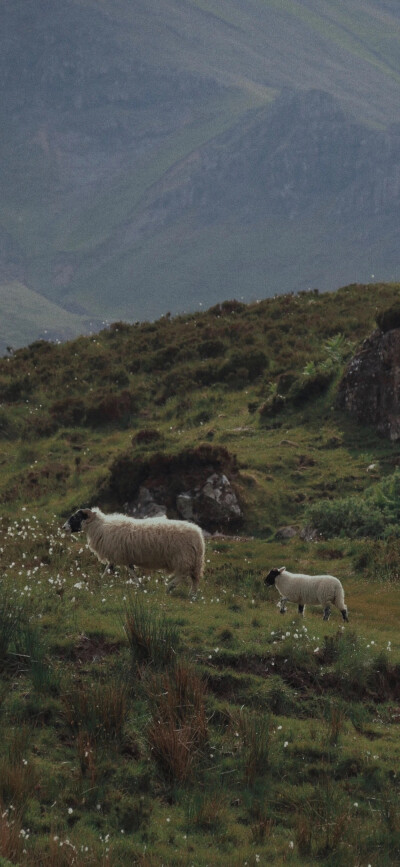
[
  {"x1": 59, "y1": 90, "x2": 400, "y2": 320},
  {"x1": 1, "y1": 0, "x2": 400, "y2": 347}
]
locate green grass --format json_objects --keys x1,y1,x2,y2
[
  {"x1": 1, "y1": 284, "x2": 400, "y2": 862},
  {"x1": 0, "y1": 520, "x2": 400, "y2": 864}
]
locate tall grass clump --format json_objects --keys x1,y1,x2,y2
[
  {"x1": 17, "y1": 622, "x2": 60, "y2": 695},
  {"x1": 0, "y1": 801, "x2": 24, "y2": 865},
  {"x1": 233, "y1": 708, "x2": 270, "y2": 786},
  {"x1": 124, "y1": 596, "x2": 180, "y2": 669},
  {"x1": 62, "y1": 677, "x2": 128, "y2": 744},
  {"x1": 145, "y1": 662, "x2": 208, "y2": 783},
  {"x1": 294, "y1": 778, "x2": 350, "y2": 859},
  {"x1": 0, "y1": 589, "x2": 26, "y2": 667},
  {"x1": 0, "y1": 590, "x2": 59, "y2": 693},
  {"x1": 0, "y1": 727, "x2": 39, "y2": 811},
  {"x1": 327, "y1": 631, "x2": 372, "y2": 698}
]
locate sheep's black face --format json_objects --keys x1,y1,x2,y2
[
  {"x1": 264, "y1": 568, "x2": 280, "y2": 586},
  {"x1": 63, "y1": 509, "x2": 89, "y2": 534}
]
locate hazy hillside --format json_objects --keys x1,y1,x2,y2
[{"x1": 1, "y1": 0, "x2": 400, "y2": 349}]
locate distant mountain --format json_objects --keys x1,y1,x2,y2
[{"x1": 1, "y1": 0, "x2": 400, "y2": 351}]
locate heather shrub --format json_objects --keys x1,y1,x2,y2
[
  {"x1": 85, "y1": 388, "x2": 138, "y2": 426},
  {"x1": 50, "y1": 396, "x2": 86, "y2": 426},
  {"x1": 0, "y1": 408, "x2": 20, "y2": 439},
  {"x1": 0, "y1": 375, "x2": 33, "y2": 402}
]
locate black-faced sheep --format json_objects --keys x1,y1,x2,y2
[
  {"x1": 264, "y1": 566, "x2": 348, "y2": 621},
  {"x1": 63, "y1": 508, "x2": 205, "y2": 595}
]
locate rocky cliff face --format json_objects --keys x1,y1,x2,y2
[{"x1": 337, "y1": 328, "x2": 400, "y2": 441}]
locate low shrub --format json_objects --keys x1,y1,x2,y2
[
  {"x1": 305, "y1": 496, "x2": 385, "y2": 538},
  {"x1": 306, "y1": 469, "x2": 400, "y2": 539}
]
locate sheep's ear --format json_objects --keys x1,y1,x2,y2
[
  {"x1": 278, "y1": 566, "x2": 286, "y2": 573},
  {"x1": 78, "y1": 508, "x2": 94, "y2": 521}
]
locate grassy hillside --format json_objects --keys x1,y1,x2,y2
[
  {"x1": 0, "y1": 283, "x2": 103, "y2": 356},
  {"x1": 1, "y1": 283, "x2": 400, "y2": 864}
]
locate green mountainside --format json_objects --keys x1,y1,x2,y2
[
  {"x1": 1, "y1": 0, "x2": 400, "y2": 350},
  {"x1": 1, "y1": 284, "x2": 400, "y2": 863}
]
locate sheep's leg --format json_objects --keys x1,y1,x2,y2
[
  {"x1": 341, "y1": 608, "x2": 349, "y2": 622},
  {"x1": 167, "y1": 575, "x2": 181, "y2": 593},
  {"x1": 101, "y1": 563, "x2": 114, "y2": 579},
  {"x1": 298, "y1": 604, "x2": 304, "y2": 616},
  {"x1": 190, "y1": 572, "x2": 200, "y2": 598},
  {"x1": 323, "y1": 604, "x2": 331, "y2": 621},
  {"x1": 167, "y1": 573, "x2": 194, "y2": 596},
  {"x1": 279, "y1": 597, "x2": 288, "y2": 614}
]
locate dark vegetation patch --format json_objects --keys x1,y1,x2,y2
[
  {"x1": 204, "y1": 639, "x2": 400, "y2": 704},
  {"x1": 100, "y1": 442, "x2": 240, "y2": 511},
  {"x1": 54, "y1": 633, "x2": 124, "y2": 665}
]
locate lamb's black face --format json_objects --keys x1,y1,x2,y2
[
  {"x1": 264, "y1": 568, "x2": 280, "y2": 587},
  {"x1": 63, "y1": 509, "x2": 89, "y2": 534}
]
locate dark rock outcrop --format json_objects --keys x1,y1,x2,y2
[
  {"x1": 108, "y1": 444, "x2": 243, "y2": 533},
  {"x1": 176, "y1": 473, "x2": 242, "y2": 531},
  {"x1": 125, "y1": 473, "x2": 243, "y2": 533},
  {"x1": 337, "y1": 327, "x2": 400, "y2": 440}
]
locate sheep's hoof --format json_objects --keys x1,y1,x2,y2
[{"x1": 280, "y1": 607, "x2": 287, "y2": 615}]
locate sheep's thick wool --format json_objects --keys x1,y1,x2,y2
[{"x1": 64, "y1": 508, "x2": 205, "y2": 594}]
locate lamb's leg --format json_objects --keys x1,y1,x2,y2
[
  {"x1": 298, "y1": 604, "x2": 304, "y2": 615},
  {"x1": 323, "y1": 604, "x2": 331, "y2": 621},
  {"x1": 341, "y1": 608, "x2": 349, "y2": 622},
  {"x1": 279, "y1": 597, "x2": 288, "y2": 614},
  {"x1": 101, "y1": 563, "x2": 114, "y2": 579}
]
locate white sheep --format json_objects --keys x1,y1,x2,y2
[
  {"x1": 264, "y1": 566, "x2": 348, "y2": 621},
  {"x1": 63, "y1": 508, "x2": 205, "y2": 595}
]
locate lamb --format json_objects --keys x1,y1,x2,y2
[
  {"x1": 264, "y1": 566, "x2": 348, "y2": 621},
  {"x1": 63, "y1": 508, "x2": 205, "y2": 595}
]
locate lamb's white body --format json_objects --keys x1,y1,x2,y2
[
  {"x1": 63, "y1": 508, "x2": 205, "y2": 594},
  {"x1": 264, "y1": 567, "x2": 348, "y2": 621}
]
